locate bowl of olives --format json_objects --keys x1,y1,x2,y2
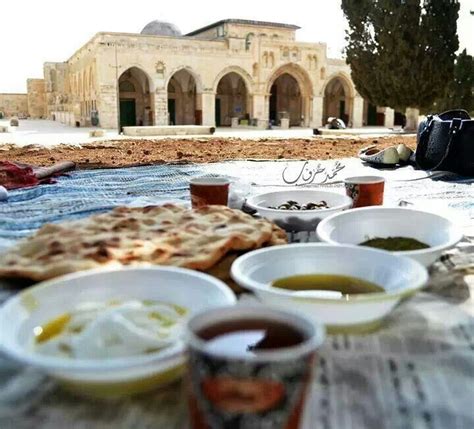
[{"x1": 246, "y1": 190, "x2": 353, "y2": 231}]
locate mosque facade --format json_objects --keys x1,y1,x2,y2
[{"x1": 1, "y1": 19, "x2": 400, "y2": 129}]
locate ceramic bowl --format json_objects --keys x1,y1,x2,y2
[
  {"x1": 0, "y1": 267, "x2": 236, "y2": 397},
  {"x1": 316, "y1": 207, "x2": 463, "y2": 266},
  {"x1": 231, "y1": 244, "x2": 428, "y2": 334},
  {"x1": 246, "y1": 189, "x2": 353, "y2": 231}
]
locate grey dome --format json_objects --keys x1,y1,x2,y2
[{"x1": 140, "y1": 21, "x2": 181, "y2": 37}]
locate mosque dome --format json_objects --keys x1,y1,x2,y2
[{"x1": 140, "y1": 21, "x2": 182, "y2": 37}]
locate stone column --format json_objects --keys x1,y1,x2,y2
[
  {"x1": 97, "y1": 85, "x2": 118, "y2": 130},
  {"x1": 201, "y1": 92, "x2": 216, "y2": 127},
  {"x1": 252, "y1": 94, "x2": 268, "y2": 128},
  {"x1": 310, "y1": 96, "x2": 324, "y2": 128},
  {"x1": 352, "y1": 96, "x2": 364, "y2": 128},
  {"x1": 405, "y1": 107, "x2": 420, "y2": 131},
  {"x1": 384, "y1": 107, "x2": 395, "y2": 128},
  {"x1": 154, "y1": 89, "x2": 168, "y2": 125}
]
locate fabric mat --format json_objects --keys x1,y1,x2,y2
[{"x1": 0, "y1": 158, "x2": 473, "y2": 245}]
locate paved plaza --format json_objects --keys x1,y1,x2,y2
[{"x1": 0, "y1": 119, "x2": 401, "y2": 147}]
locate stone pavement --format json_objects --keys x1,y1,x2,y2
[{"x1": 0, "y1": 119, "x2": 400, "y2": 147}]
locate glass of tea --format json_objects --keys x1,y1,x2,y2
[
  {"x1": 344, "y1": 176, "x2": 385, "y2": 208},
  {"x1": 189, "y1": 177, "x2": 230, "y2": 208},
  {"x1": 185, "y1": 305, "x2": 325, "y2": 429}
]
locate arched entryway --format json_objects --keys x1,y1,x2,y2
[
  {"x1": 215, "y1": 72, "x2": 250, "y2": 127},
  {"x1": 167, "y1": 69, "x2": 199, "y2": 125},
  {"x1": 323, "y1": 76, "x2": 353, "y2": 126},
  {"x1": 266, "y1": 65, "x2": 313, "y2": 127},
  {"x1": 269, "y1": 73, "x2": 303, "y2": 126},
  {"x1": 118, "y1": 67, "x2": 154, "y2": 129}
]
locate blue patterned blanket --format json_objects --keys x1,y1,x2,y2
[{"x1": 1, "y1": 161, "x2": 472, "y2": 244}]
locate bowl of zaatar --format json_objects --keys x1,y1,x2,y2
[{"x1": 316, "y1": 207, "x2": 463, "y2": 266}]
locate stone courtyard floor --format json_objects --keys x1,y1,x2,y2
[{"x1": 0, "y1": 119, "x2": 416, "y2": 168}]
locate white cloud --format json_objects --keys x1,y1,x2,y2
[{"x1": 0, "y1": 0, "x2": 472, "y2": 93}]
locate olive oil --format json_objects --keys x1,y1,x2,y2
[
  {"x1": 34, "y1": 313, "x2": 71, "y2": 343},
  {"x1": 272, "y1": 274, "x2": 384, "y2": 298}
]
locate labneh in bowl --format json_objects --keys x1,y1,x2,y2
[
  {"x1": 231, "y1": 244, "x2": 428, "y2": 334},
  {"x1": 0, "y1": 267, "x2": 236, "y2": 397},
  {"x1": 246, "y1": 189, "x2": 353, "y2": 231},
  {"x1": 316, "y1": 207, "x2": 463, "y2": 267}
]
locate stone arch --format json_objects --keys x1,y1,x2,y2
[
  {"x1": 117, "y1": 63, "x2": 156, "y2": 93},
  {"x1": 321, "y1": 72, "x2": 356, "y2": 126},
  {"x1": 84, "y1": 69, "x2": 89, "y2": 96},
  {"x1": 89, "y1": 65, "x2": 95, "y2": 94},
  {"x1": 78, "y1": 73, "x2": 83, "y2": 98},
  {"x1": 165, "y1": 66, "x2": 203, "y2": 94},
  {"x1": 214, "y1": 69, "x2": 253, "y2": 127},
  {"x1": 167, "y1": 68, "x2": 201, "y2": 125},
  {"x1": 320, "y1": 72, "x2": 355, "y2": 98},
  {"x1": 266, "y1": 63, "x2": 314, "y2": 96},
  {"x1": 266, "y1": 63, "x2": 314, "y2": 127},
  {"x1": 118, "y1": 66, "x2": 155, "y2": 129},
  {"x1": 212, "y1": 66, "x2": 254, "y2": 95}
]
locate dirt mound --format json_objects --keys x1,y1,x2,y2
[{"x1": 0, "y1": 135, "x2": 416, "y2": 169}]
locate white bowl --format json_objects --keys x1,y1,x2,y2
[
  {"x1": 0, "y1": 267, "x2": 236, "y2": 397},
  {"x1": 246, "y1": 189, "x2": 353, "y2": 231},
  {"x1": 231, "y1": 244, "x2": 428, "y2": 333},
  {"x1": 316, "y1": 207, "x2": 463, "y2": 266}
]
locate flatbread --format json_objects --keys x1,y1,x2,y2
[{"x1": 0, "y1": 204, "x2": 287, "y2": 282}]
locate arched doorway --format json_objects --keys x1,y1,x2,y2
[
  {"x1": 323, "y1": 77, "x2": 352, "y2": 126},
  {"x1": 118, "y1": 67, "x2": 154, "y2": 129},
  {"x1": 269, "y1": 73, "x2": 303, "y2": 126},
  {"x1": 167, "y1": 70, "x2": 199, "y2": 125},
  {"x1": 215, "y1": 72, "x2": 249, "y2": 127}
]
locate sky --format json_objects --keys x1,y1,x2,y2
[{"x1": 0, "y1": 0, "x2": 472, "y2": 93}]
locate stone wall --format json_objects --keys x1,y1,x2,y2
[
  {"x1": 0, "y1": 93, "x2": 28, "y2": 117},
  {"x1": 27, "y1": 79, "x2": 46, "y2": 118}
]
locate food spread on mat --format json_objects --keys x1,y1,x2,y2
[
  {"x1": 360, "y1": 237, "x2": 430, "y2": 251},
  {"x1": 33, "y1": 300, "x2": 188, "y2": 359},
  {"x1": 0, "y1": 204, "x2": 287, "y2": 283},
  {"x1": 272, "y1": 274, "x2": 384, "y2": 298},
  {"x1": 269, "y1": 200, "x2": 329, "y2": 210}
]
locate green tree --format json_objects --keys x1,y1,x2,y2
[
  {"x1": 431, "y1": 49, "x2": 473, "y2": 114},
  {"x1": 342, "y1": 0, "x2": 460, "y2": 128}
]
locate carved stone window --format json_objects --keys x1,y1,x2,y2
[
  {"x1": 245, "y1": 33, "x2": 254, "y2": 51},
  {"x1": 320, "y1": 67, "x2": 326, "y2": 80},
  {"x1": 252, "y1": 63, "x2": 259, "y2": 77},
  {"x1": 155, "y1": 61, "x2": 166, "y2": 77}
]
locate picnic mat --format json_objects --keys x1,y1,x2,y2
[
  {"x1": 0, "y1": 158, "x2": 473, "y2": 244},
  {"x1": 0, "y1": 159, "x2": 473, "y2": 429}
]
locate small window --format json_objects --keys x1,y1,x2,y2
[
  {"x1": 245, "y1": 33, "x2": 254, "y2": 50},
  {"x1": 217, "y1": 26, "x2": 224, "y2": 37}
]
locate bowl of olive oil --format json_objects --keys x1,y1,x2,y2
[{"x1": 231, "y1": 244, "x2": 428, "y2": 334}]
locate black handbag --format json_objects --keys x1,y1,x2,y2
[{"x1": 416, "y1": 109, "x2": 474, "y2": 176}]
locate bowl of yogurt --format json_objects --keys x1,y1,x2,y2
[{"x1": 0, "y1": 266, "x2": 236, "y2": 397}]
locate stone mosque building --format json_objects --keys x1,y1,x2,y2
[{"x1": 0, "y1": 19, "x2": 402, "y2": 130}]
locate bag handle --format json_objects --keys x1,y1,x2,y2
[
  {"x1": 415, "y1": 115, "x2": 435, "y2": 169},
  {"x1": 417, "y1": 117, "x2": 463, "y2": 171}
]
